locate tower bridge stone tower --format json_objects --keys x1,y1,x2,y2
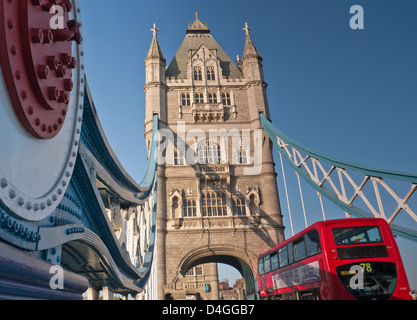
[{"x1": 144, "y1": 15, "x2": 285, "y2": 300}]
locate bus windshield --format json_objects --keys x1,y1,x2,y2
[{"x1": 333, "y1": 226, "x2": 383, "y2": 245}]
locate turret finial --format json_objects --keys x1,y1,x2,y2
[{"x1": 151, "y1": 23, "x2": 159, "y2": 37}]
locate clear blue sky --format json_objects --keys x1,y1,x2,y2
[{"x1": 80, "y1": 0, "x2": 417, "y2": 290}]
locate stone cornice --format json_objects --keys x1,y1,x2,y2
[{"x1": 144, "y1": 81, "x2": 169, "y2": 92}]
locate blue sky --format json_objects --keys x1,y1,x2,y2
[{"x1": 80, "y1": 0, "x2": 417, "y2": 290}]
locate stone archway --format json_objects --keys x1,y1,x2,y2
[{"x1": 175, "y1": 245, "x2": 259, "y2": 298}]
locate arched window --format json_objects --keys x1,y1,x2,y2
[
  {"x1": 193, "y1": 67, "x2": 202, "y2": 81},
  {"x1": 195, "y1": 93, "x2": 204, "y2": 104},
  {"x1": 201, "y1": 192, "x2": 227, "y2": 217},
  {"x1": 207, "y1": 67, "x2": 215, "y2": 81},
  {"x1": 198, "y1": 141, "x2": 221, "y2": 164},
  {"x1": 172, "y1": 196, "x2": 180, "y2": 218},
  {"x1": 222, "y1": 93, "x2": 231, "y2": 105},
  {"x1": 208, "y1": 93, "x2": 217, "y2": 104},
  {"x1": 181, "y1": 93, "x2": 191, "y2": 107},
  {"x1": 236, "y1": 146, "x2": 249, "y2": 164},
  {"x1": 232, "y1": 198, "x2": 247, "y2": 216}
]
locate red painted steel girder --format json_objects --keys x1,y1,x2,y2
[{"x1": 0, "y1": 0, "x2": 82, "y2": 139}]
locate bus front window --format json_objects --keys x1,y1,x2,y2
[{"x1": 333, "y1": 226, "x2": 383, "y2": 245}]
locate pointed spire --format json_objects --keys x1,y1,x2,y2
[
  {"x1": 145, "y1": 23, "x2": 166, "y2": 64},
  {"x1": 242, "y1": 22, "x2": 262, "y2": 62}
]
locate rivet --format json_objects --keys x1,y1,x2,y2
[
  {"x1": 38, "y1": 65, "x2": 50, "y2": 79},
  {"x1": 18, "y1": 198, "x2": 25, "y2": 206},
  {"x1": 10, "y1": 46, "x2": 18, "y2": 55},
  {"x1": 20, "y1": 227, "x2": 27, "y2": 237},
  {"x1": 48, "y1": 86, "x2": 59, "y2": 100},
  {"x1": 0, "y1": 179, "x2": 8, "y2": 189},
  {"x1": 35, "y1": 118, "x2": 41, "y2": 126},
  {"x1": 57, "y1": 118, "x2": 63, "y2": 124},
  {"x1": 61, "y1": 53, "x2": 71, "y2": 66},
  {"x1": 47, "y1": 56, "x2": 58, "y2": 70},
  {"x1": 14, "y1": 222, "x2": 21, "y2": 233},
  {"x1": 53, "y1": 123, "x2": 58, "y2": 131},
  {"x1": 7, "y1": 19, "x2": 14, "y2": 29},
  {"x1": 9, "y1": 189, "x2": 16, "y2": 199},
  {"x1": 48, "y1": 126, "x2": 53, "y2": 133},
  {"x1": 30, "y1": 28, "x2": 44, "y2": 43},
  {"x1": 68, "y1": 57, "x2": 77, "y2": 69},
  {"x1": 15, "y1": 70, "x2": 22, "y2": 80},
  {"x1": 58, "y1": 91, "x2": 69, "y2": 103},
  {"x1": 41, "y1": 124, "x2": 47, "y2": 132},
  {"x1": 31, "y1": 0, "x2": 44, "y2": 5},
  {"x1": 64, "y1": 79, "x2": 73, "y2": 91},
  {"x1": 43, "y1": 29, "x2": 54, "y2": 43},
  {"x1": 27, "y1": 106, "x2": 34, "y2": 115},
  {"x1": 21, "y1": 91, "x2": 27, "y2": 99},
  {"x1": 56, "y1": 65, "x2": 67, "y2": 78}
]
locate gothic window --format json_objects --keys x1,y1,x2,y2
[
  {"x1": 207, "y1": 67, "x2": 215, "y2": 81},
  {"x1": 195, "y1": 93, "x2": 204, "y2": 104},
  {"x1": 184, "y1": 199, "x2": 197, "y2": 217},
  {"x1": 198, "y1": 141, "x2": 221, "y2": 164},
  {"x1": 232, "y1": 198, "x2": 247, "y2": 216},
  {"x1": 195, "y1": 266, "x2": 203, "y2": 276},
  {"x1": 186, "y1": 266, "x2": 203, "y2": 276},
  {"x1": 174, "y1": 149, "x2": 185, "y2": 166},
  {"x1": 181, "y1": 93, "x2": 191, "y2": 107},
  {"x1": 201, "y1": 192, "x2": 227, "y2": 217},
  {"x1": 208, "y1": 93, "x2": 217, "y2": 104},
  {"x1": 193, "y1": 67, "x2": 202, "y2": 81},
  {"x1": 222, "y1": 93, "x2": 231, "y2": 105},
  {"x1": 236, "y1": 146, "x2": 249, "y2": 164}
]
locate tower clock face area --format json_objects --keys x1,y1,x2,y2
[{"x1": 0, "y1": 0, "x2": 84, "y2": 222}]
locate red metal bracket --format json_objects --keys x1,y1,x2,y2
[{"x1": 0, "y1": 0, "x2": 82, "y2": 139}]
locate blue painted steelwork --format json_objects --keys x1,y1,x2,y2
[
  {"x1": 260, "y1": 112, "x2": 417, "y2": 242},
  {"x1": 0, "y1": 81, "x2": 160, "y2": 299}
]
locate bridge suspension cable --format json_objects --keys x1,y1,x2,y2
[
  {"x1": 296, "y1": 172, "x2": 308, "y2": 228},
  {"x1": 279, "y1": 153, "x2": 294, "y2": 236},
  {"x1": 260, "y1": 112, "x2": 417, "y2": 243}
]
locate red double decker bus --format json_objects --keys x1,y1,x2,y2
[{"x1": 257, "y1": 218, "x2": 411, "y2": 300}]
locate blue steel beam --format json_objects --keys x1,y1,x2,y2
[{"x1": 260, "y1": 113, "x2": 417, "y2": 243}]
